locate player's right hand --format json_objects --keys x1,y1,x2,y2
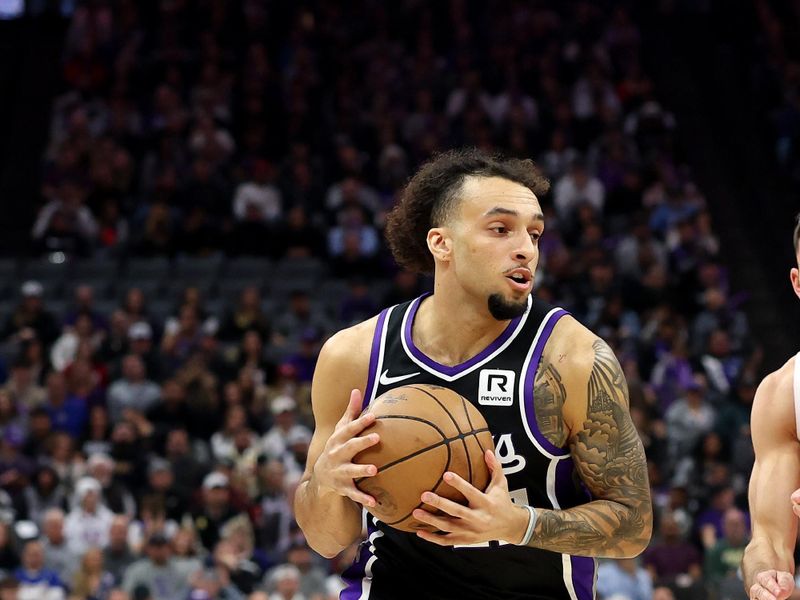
[
  {"x1": 791, "y1": 488, "x2": 800, "y2": 518},
  {"x1": 311, "y1": 388, "x2": 380, "y2": 507},
  {"x1": 750, "y1": 569, "x2": 794, "y2": 600}
]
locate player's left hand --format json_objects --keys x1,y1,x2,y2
[{"x1": 411, "y1": 449, "x2": 530, "y2": 546}]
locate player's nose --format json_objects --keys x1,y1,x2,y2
[{"x1": 512, "y1": 231, "x2": 536, "y2": 264}]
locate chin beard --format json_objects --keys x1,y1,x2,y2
[{"x1": 487, "y1": 293, "x2": 528, "y2": 320}]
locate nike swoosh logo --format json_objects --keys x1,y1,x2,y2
[{"x1": 379, "y1": 370, "x2": 420, "y2": 385}]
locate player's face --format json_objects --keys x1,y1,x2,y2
[{"x1": 436, "y1": 176, "x2": 544, "y2": 320}]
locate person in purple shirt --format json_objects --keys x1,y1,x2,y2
[
  {"x1": 44, "y1": 371, "x2": 88, "y2": 439},
  {"x1": 643, "y1": 512, "x2": 702, "y2": 588}
]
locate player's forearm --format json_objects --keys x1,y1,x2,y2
[
  {"x1": 294, "y1": 476, "x2": 363, "y2": 558},
  {"x1": 742, "y1": 538, "x2": 795, "y2": 591},
  {"x1": 526, "y1": 498, "x2": 652, "y2": 558}
]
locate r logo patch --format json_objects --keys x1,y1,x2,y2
[{"x1": 477, "y1": 369, "x2": 515, "y2": 406}]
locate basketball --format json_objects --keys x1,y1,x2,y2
[{"x1": 353, "y1": 384, "x2": 495, "y2": 532}]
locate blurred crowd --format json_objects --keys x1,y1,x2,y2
[{"x1": 5, "y1": 1, "x2": 768, "y2": 599}]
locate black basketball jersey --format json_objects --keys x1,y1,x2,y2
[{"x1": 340, "y1": 294, "x2": 597, "y2": 600}]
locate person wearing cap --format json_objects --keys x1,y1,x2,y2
[
  {"x1": 107, "y1": 355, "x2": 161, "y2": 424},
  {"x1": 125, "y1": 321, "x2": 163, "y2": 381},
  {"x1": 261, "y1": 396, "x2": 311, "y2": 465},
  {"x1": 142, "y1": 457, "x2": 189, "y2": 523},
  {"x1": 1, "y1": 282, "x2": 58, "y2": 346},
  {"x1": 664, "y1": 375, "x2": 716, "y2": 469},
  {"x1": 63, "y1": 477, "x2": 114, "y2": 555},
  {"x1": 122, "y1": 532, "x2": 189, "y2": 600},
  {"x1": 189, "y1": 473, "x2": 244, "y2": 553}
]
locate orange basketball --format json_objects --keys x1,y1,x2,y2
[{"x1": 353, "y1": 384, "x2": 495, "y2": 532}]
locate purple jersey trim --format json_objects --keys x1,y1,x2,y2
[
  {"x1": 523, "y1": 309, "x2": 569, "y2": 456},
  {"x1": 340, "y1": 520, "x2": 378, "y2": 599},
  {"x1": 570, "y1": 555, "x2": 597, "y2": 600},
  {"x1": 402, "y1": 293, "x2": 528, "y2": 377},
  {"x1": 362, "y1": 308, "x2": 390, "y2": 410}
]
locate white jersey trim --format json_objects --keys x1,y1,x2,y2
[
  {"x1": 518, "y1": 307, "x2": 566, "y2": 460},
  {"x1": 399, "y1": 295, "x2": 532, "y2": 382},
  {"x1": 368, "y1": 306, "x2": 395, "y2": 407}
]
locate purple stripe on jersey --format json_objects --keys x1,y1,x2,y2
[
  {"x1": 403, "y1": 294, "x2": 528, "y2": 377},
  {"x1": 555, "y1": 456, "x2": 576, "y2": 507},
  {"x1": 570, "y1": 555, "x2": 597, "y2": 600},
  {"x1": 523, "y1": 309, "x2": 569, "y2": 456},
  {"x1": 363, "y1": 309, "x2": 390, "y2": 410},
  {"x1": 340, "y1": 520, "x2": 378, "y2": 599}
]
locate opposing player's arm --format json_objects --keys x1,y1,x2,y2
[
  {"x1": 527, "y1": 326, "x2": 653, "y2": 558},
  {"x1": 293, "y1": 318, "x2": 379, "y2": 558},
  {"x1": 742, "y1": 366, "x2": 800, "y2": 600}
]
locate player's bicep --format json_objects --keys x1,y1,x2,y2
[
  {"x1": 749, "y1": 378, "x2": 800, "y2": 551},
  {"x1": 567, "y1": 339, "x2": 650, "y2": 507},
  {"x1": 299, "y1": 328, "x2": 371, "y2": 483}
]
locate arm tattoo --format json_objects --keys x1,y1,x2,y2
[
  {"x1": 533, "y1": 361, "x2": 567, "y2": 447},
  {"x1": 529, "y1": 340, "x2": 652, "y2": 557}
]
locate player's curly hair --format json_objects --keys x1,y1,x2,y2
[{"x1": 385, "y1": 148, "x2": 550, "y2": 275}]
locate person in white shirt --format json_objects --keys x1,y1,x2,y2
[
  {"x1": 232, "y1": 159, "x2": 282, "y2": 223},
  {"x1": 64, "y1": 477, "x2": 115, "y2": 555},
  {"x1": 261, "y1": 397, "x2": 311, "y2": 463},
  {"x1": 107, "y1": 355, "x2": 161, "y2": 423}
]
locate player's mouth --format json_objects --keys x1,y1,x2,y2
[{"x1": 504, "y1": 268, "x2": 532, "y2": 292}]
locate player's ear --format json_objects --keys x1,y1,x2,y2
[
  {"x1": 427, "y1": 227, "x2": 452, "y2": 263},
  {"x1": 791, "y1": 267, "x2": 800, "y2": 299}
]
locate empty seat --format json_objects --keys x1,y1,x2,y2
[
  {"x1": 174, "y1": 255, "x2": 224, "y2": 281},
  {"x1": 72, "y1": 259, "x2": 119, "y2": 281},
  {"x1": 273, "y1": 257, "x2": 326, "y2": 282},
  {"x1": 21, "y1": 259, "x2": 70, "y2": 284},
  {"x1": 223, "y1": 257, "x2": 274, "y2": 280},
  {"x1": 125, "y1": 257, "x2": 171, "y2": 282}
]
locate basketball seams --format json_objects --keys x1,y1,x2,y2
[
  {"x1": 405, "y1": 385, "x2": 476, "y2": 484},
  {"x1": 358, "y1": 384, "x2": 493, "y2": 532}
]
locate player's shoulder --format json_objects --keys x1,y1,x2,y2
[
  {"x1": 755, "y1": 355, "x2": 796, "y2": 408},
  {"x1": 751, "y1": 355, "x2": 798, "y2": 443},
  {"x1": 317, "y1": 313, "x2": 382, "y2": 375},
  {"x1": 545, "y1": 314, "x2": 607, "y2": 374}
]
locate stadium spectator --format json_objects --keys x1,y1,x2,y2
[
  {"x1": 121, "y1": 533, "x2": 188, "y2": 600},
  {"x1": 106, "y1": 355, "x2": 161, "y2": 423},
  {"x1": 2, "y1": 282, "x2": 59, "y2": 346},
  {"x1": 40, "y1": 508, "x2": 78, "y2": 585},
  {"x1": 70, "y1": 547, "x2": 115, "y2": 600},
  {"x1": 190, "y1": 472, "x2": 244, "y2": 553},
  {"x1": 64, "y1": 477, "x2": 114, "y2": 555},
  {"x1": 13, "y1": 539, "x2": 65, "y2": 600},
  {"x1": 103, "y1": 515, "x2": 136, "y2": 585},
  {"x1": 596, "y1": 558, "x2": 653, "y2": 600}
]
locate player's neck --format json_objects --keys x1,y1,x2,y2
[{"x1": 412, "y1": 288, "x2": 511, "y2": 367}]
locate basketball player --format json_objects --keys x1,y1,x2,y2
[
  {"x1": 742, "y1": 215, "x2": 800, "y2": 600},
  {"x1": 294, "y1": 149, "x2": 653, "y2": 599}
]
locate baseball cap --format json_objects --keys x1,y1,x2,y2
[
  {"x1": 75, "y1": 477, "x2": 102, "y2": 499},
  {"x1": 270, "y1": 396, "x2": 296, "y2": 415},
  {"x1": 128, "y1": 322, "x2": 153, "y2": 340},
  {"x1": 287, "y1": 428, "x2": 311, "y2": 446},
  {"x1": 202, "y1": 472, "x2": 229, "y2": 490},
  {"x1": 21, "y1": 281, "x2": 43, "y2": 297},
  {"x1": 147, "y1": 457, "x2": 172, "y2": 477}
]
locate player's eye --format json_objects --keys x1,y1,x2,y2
[
  {"x1": 529, "y1": 231, "x2": 541, "y2": 242},
  {"x1": 492, "y1": 226, "x2": 508, "y2": 234}
]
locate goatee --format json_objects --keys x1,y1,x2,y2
[{"x1": 488, "y1": 293, "x2": 528, "y2": 320}]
